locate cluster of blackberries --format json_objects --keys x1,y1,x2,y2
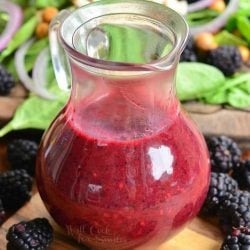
[
  {"x1": 0, "y1": 138, "x2": 54, "y2": 249},
  {"x1": 202, "y1": 135, "x2": 250, "y2": 249},
  {"x1": 180, "y1": 38, "x2": 243, "y2": 76},
  {"x1": 0, "y1": 139, "x2": 38, "y2": 219}
]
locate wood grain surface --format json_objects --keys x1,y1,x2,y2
[
  {"x1": 0, "y1": 84, "x2": 27, "y2": 125},
  {"x1": 0, "y1": 193, "x2": 223, "y2": 250}
]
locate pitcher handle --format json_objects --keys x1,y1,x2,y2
[{"x1": 49, "y1": 10, "x2": 72, "y2": 91}]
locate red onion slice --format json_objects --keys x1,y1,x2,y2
[
  {"x1": 190, "y1": 0, "x2": 239, "y2": 35},
  {"x1": 33, "y1": 48, "x2": 51, "y2": 87},
  {"x1": 15, "y1": 39, "x2": 56, "y2": 100},
  {"x1": 0, "y1": 1, "x2": 23, "y2": 51},
  {"x1": 188, "y1": 0, "x2": 213, "y2": 13}
]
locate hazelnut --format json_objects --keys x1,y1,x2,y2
[
  {"x1": 238, "y1": 45, "x2": 250, "y2": 63},
  {"x1": 209, "y1": 0, "x2": 226, "y2": 12},
  {"x1": 35, "y1": 22, "x2": 49, "y2": 39},
  {"x1": 42, "y1": 7, "x2": 59, "y2": 23},
  {"x1": 195, "y1": 32, "x2": 218, "y2": 51}
]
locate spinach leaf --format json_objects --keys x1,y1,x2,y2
[
  {"x1": 214, "y1": 30, "x2": 248, "y2": 46},
  {"x1": 0, "y1": 52, "x2": 69, "y2": 137},
  {"x1": 228, "y1": 88, "x2": 250, "y2": 108},
  {"x1": 23, "y1": 7, "x2": 37, "y2": 22},
  {"x1": 0, "y1": 15, "x2": 39, "y2": 61},
  {"x1": 226, "y1": 17, "x2": 237, "y2": 32},
  {"x1": 34, "y1": 0, "x2": 69, "y2": 8},
  {"x1": 218, "y1": 73, "x2": 250, "y2": 92},
  {"x1": 201, "y1": 91, "x2": 227, "y2": 105},
  {"x1": 239, "y1": 78, "x2": 250, "y2": 93},
  {"x1": 187, "y1": 9, "x2": 219, "y2": 26},
  {"x1": 202, "y1": 73, "x2": 250, "y2": 107},
  {"x1": 238, "y1": 0, "x2": 250, "y2": 12},
  {"x1": 2, "y1": 38, "x2": 49, "y2": 79},
  {"x1": 176, "y1": 62, "x2": 225, "y2": 101},
  {"x1": 10, "y1": 0, "x2": 29, "y2": 8},
  {"x1": 102, "y1": 24, "x2": 167, "y2": 63},
  {"x1": 0, "y1": 82, "x2": 68, "y2": 137},
  {"x1": 237, "y1": 16, "x2": 250, "y2": 44}
]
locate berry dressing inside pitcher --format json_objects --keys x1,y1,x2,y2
[{"x1": 36, "y1": 1, "x2": 210, "y2": 249}]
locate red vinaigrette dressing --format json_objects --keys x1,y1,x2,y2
[{"x1": 36, "y1": 92, "x2": 210, "y2": 250}]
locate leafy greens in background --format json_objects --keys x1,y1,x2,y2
[
  {"x1": 187, "y1": 9, "x2": 219, "y2": 26},
  {"x1": 226, "y1": 0, "x2": 250, "y2": 46},
  {"x1": 177, "y1": 64, "x2": 250, "y2": 109},
  {"x1": 0, "y1": 65, "x2": 69, "y2": 137},
  {"x1": 202, "y1": 73, "x2": 250, "y2": 108},
  {"x1": 0, "y1": 1, "x2": 250, "y2": 137},
  {"x1": 176, "y1": 63, "x2": 226, "y2": 101},
  {"x1": 0, "y1": 15, "x2": 39, "y2": 62},
  {"x1": 214, "y1": 30, "x2": 248, "y2": 47},
  {"x1": 10, "y1": 0, "x2": 69, "y2": 9}
]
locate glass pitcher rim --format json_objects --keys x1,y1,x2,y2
[{"x1": 59, "y1": 0, "x2": 189, "y2": 72}]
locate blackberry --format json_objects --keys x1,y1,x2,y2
[
  {"x1": 7, "y1": 139, "x2": 39, "y2": 176},
  {"x1": 232, "y1": 160, "x2": 250, "y2": 191},
  {"x1": 206, "y1": 135, "x2": 241, "y2": 173},
  {"x1": 180, "y1": 38, "x2": 197, "y2": 62},
  {"x1": 0, "y1": 169, "x2": 33, "y2": 211},
  {"x1": 0, "y1": 199, "x2": 6, "y2": 224},
  {"x1": 219, "y1": 191, "x2": 250, "y2": 234},
  {"x1": 201, "y1": 172, "x2": 238, "y2": 215},
  {"x1": 221, "y1": 227, "x2": 250, "y2": 250},
  {"x1": 205, "y1": 46, "x2": 242, "y2": 76},
  {"x1": 6, "y1": 218, "x2": 53, "y2": 250},
  {"x1": 0, "y1": 64, "x2": 15, "y2": 95}
]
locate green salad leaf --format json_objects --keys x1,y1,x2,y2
[
  {"x1": 10, "y1": 0, "x2": 30, "y2": 8},
  {"x1": 176, "y1": 62, "x2": 225, "y2": 101},
  {"x1": 228, "y1": 88, "x2": 250, "y2": 108},
  {"x1": 0, "y1": 15, "x2": 39, "y2": 61},
  {"x1": 239, "y1": 77, "x2": 250, "y2": 93},
  {"x1": 202, "y1": 73, "x2": 250, "y2": 107},
  {"x1": 0, "y1": 63, "x2": 69, "y2": 137},
  {"x1": 0, "y1": 87, "x2": 68, "y2": 137},
  {"x1": 214, "y1": 30, "x2": 248, "y2": 46},
  {"x1": 23, "y1": 7, "x2": 37, "y2": 22},
  {"x1": 102, "y1": 24, "x2": 169, "y2": 63},
  {"x1": 225, "y1": 0, "x2": 250, "y2": 44},
  {"x1": 187, "y1": 9, "x2": 219, "y2": 26},
  {"x1": 2, "y1": 38, "x2": 49, "y2": 79},
  {"x1": 236, "y1": 16, "x2": 250, "y2": 44},
  {"x1": 0, "y1": 52, "x2": 69, "y2": 137},
  {"x1": 34, "y1": 0, "x2": 69, "y2": 8},
  {"x1": 238, "y1": 0, "x2": 250, "y2": 12},
  {"x1": 202, "y1": 91, "x2": 228, "y2": 105}
]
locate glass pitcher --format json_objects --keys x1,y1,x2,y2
[{"x1": 36, "y1": 1, "x2": 210, "y2": 249}]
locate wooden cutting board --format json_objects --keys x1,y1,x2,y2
[
  {"x1": 0, "y1": 84, "x2": 27, "y2": 125},
  {"x1": 0, "y1": 192, "x2": 223, "y2": 250}
]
